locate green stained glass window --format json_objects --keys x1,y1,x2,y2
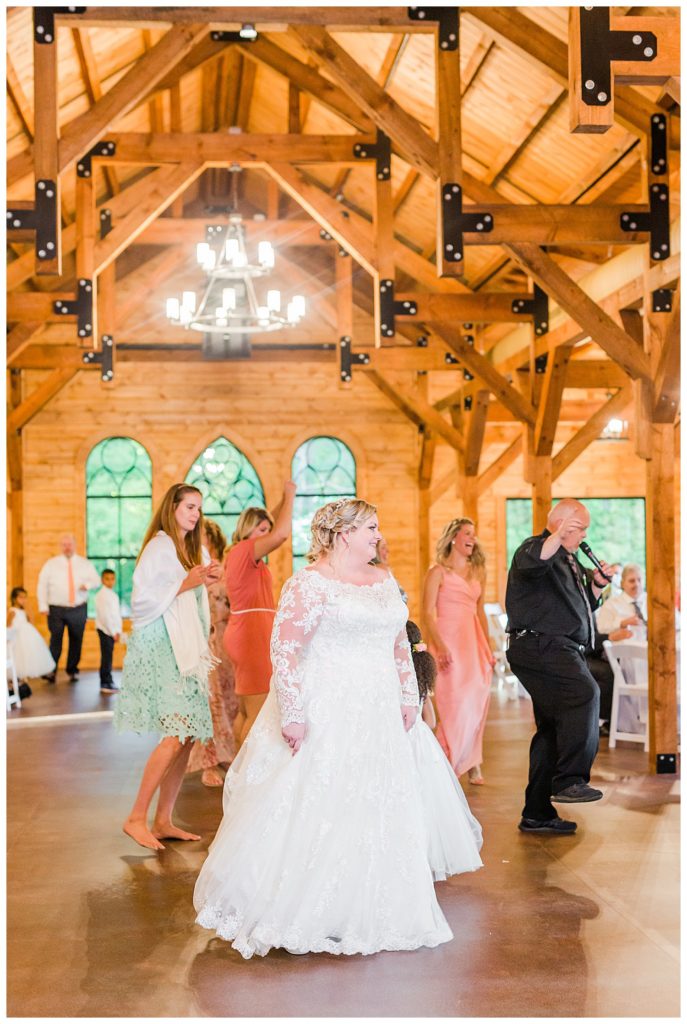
[
  {"x1": 505, "y1": 497, "x2": 646, "y2": 578},
  {"x1": 185, "y1": 436, "x2": 265, "y2": 543},
  {"x1": 291, "y1": 436, "x2": 356, "y2": 572},
  {"x1": 86, "y1": 437, "x2": 153, "y2": 618}
]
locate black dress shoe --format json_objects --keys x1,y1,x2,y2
[
  {"x1": 68, "y1": 674, "x2": 79, "y2": 682},
  {"x1": 518, "y1": 817, "x2": 577, "y2": 835},
  {"x1": 552, "y1": 783, "x2": 603, "y2": 803},
  {"x1": 599, "y1": 722, "x2": 610, "y2": 737},
  {"x1": 42, "y1": 673, "x2": 56, "y2": 683}
]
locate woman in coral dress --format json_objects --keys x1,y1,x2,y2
[
  {"x1": 422, "y1": 518, "x2": 494, "y2": 784},
  {"x1": 186, "y1": 519, "x2": 239, "y2": 786},
  {"x1": 223, "y1": 481, "x2": 295, "y2": 748}
]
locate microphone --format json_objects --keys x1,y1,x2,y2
[{"x1": 579, "y1": 541, "x2": 614, "y2": 582}]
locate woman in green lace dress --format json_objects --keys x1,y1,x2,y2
[{"x1": 115, "y1": 483, "x2": 222, "y2": 851}]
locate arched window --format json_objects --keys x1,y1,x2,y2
[
  {"x1": 185, "y1": 436, "x2": 265, "y2": 543},
  {"x1": 86, "y1": 437, "x2": 153, "y2": 617},
  {"x1": 291, "y1": 436, "x2": 356, "y2": 571}
]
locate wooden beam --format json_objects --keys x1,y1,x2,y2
[
  {"x1": 418, "y1": 428, "x2": 436, "y2": 490},
  {"x1": 138, "y1": 217, "x2": 323, "y2": 246},
  {"x1": 336, "y1": 255, "x2": 354, "y2": 389},
  {"x1": 100, "y1": 131, "x2": 375, "y2": 164},
  {"x1": 114, "y1": 246, "x2": 190, "y2": 329},
  {"x1": 485, "y1": 86, "x2": 565, "y2": 186},
  {"x1": 7, "y1": 371, "x2": 24, "y2": 585},
  {"x1": 435, "y1": 25, "x2": 463, "y2": 277},
  {"x1": 464, "y1": 390, "x2": 490, "y2": 476},
  {"x1": 288, "y1": 81, "x2": 301, "y2": 134},
  {"x1": 503, "y1": 242, "x2": 652, "y2": 380},
  {"x1": 551, "y1": 386, "x2": 634, "y2": 480},
  {"x1": 6, "y1": 368, "x2": 78, "y2": 433},
  {"x1": 265, "y1": 163, "x2": 377, "y2": 276},
  {"x1": 71, "y1": 26, "x2": 120, "y2": 196},
  {"x1": 393, "y1": 169, "x2": 420, "y2": 214},
  {"x1": 7, "y1": 323, "x2": 44, "y2": 366},
  {"x1": 533, "y1": 344, "x2": 573, "y2": 455},
  {"x1": 62, "y1": 8, "x2": 428, "y2": 30},
  {"x1": 564, "y1": 360, "x2": 630, "y2": 389},
  {"x1": 7, "y1": 54, "x2": 34, "y2": 140},
  {"x1": 429, "y1": 326, "x2": 537, "y2": 425},
  {"x1": 653, "y1": 284, "x2": 680, "y2": 422},
  {"x1": 477, "y1": 435, "x2": 523, "y2": 496},
  {"x1": 397, "y1": 291, "x2": 538, "y2": 324},
  {"x1": 365, "y1": 370, "x2": 464, "y2": 452},
  {"x1": 33, "y1": 29, "x2": 60, "y2": 276},
  {"x1": 75, "y1": 171, "x2": 97, "y2": 345},
  {"x1": 460, "y1": 204, "x2": 649, "y2": 245}
]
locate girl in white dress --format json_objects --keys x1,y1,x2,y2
[
  {"x1": 7, "y1": 587, "x2": 55, "y2": 680},
  {"x1": 194, "y1": 499, "x2": 480, "y2": 959}
]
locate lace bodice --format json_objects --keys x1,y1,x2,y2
[{"x1": 270, "y1": 568, "x2": 419, "y2": 727}]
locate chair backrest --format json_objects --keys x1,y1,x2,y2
[
  {"x1": 484, "y1": 602, "x2": 504, "y2": 617},
  {"x1": 603, "y1": 641, "x2": 649, "y2": 688}
]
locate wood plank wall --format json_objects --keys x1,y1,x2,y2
[{"x1": 10, "y1": 363, "x2": 679, "y2": 669}]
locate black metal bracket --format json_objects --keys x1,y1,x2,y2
[
  {"x1": 99, "y1": 208, "x2": 113, "y2": 239},
  {"x1": 463, "y1": 369, "x2": 474, "y2": 381},
  {"x1": 416, "y1": 335, "x2": 428, "y2": 348},
  {"x1": 535, "y1": 354, "x2": 549, "y2": 374},
  {"x1": 511, "y1": 285, "x2": 549, "y2": 335},
  {"x1": 339, "y1": 336, "x2": 370, "y2": 383},
  {"x1": 444, "y1": 353, "x2": 459, "y2": 365},
  {"x1": 407, "y1": 7, "x2": 459, "y2": 50},
  {"x1": 319, "y1": 228, "x2": 333, "y2": 242},
  {"x1": 656, "y1": 753, "x2": 677, "y2": 774},
  {"x1": 379, "y1": 280, "x2": 418, "y2": 339},
  {"x1": 650, "y1": 113, "x2": 668, "y2": 175},
  {"x1": 7, "y1": 179, "x2": 59, "y2": 261},
  {"x1": 578, "y1": 7, "x2": 657, "y2": 107},
  {"x1": 54, "y1": 278, "x2": 94, "y2": 338},
  {"x1": 464, "y1": 395, "x2": 473, "y2": 411},
  {"x1": 652, "y1": 288, "x2": 673, "y2": 313},
  {"x1": 210, "y1": 29, "x2": 258, "y2": 43},
  {"x1": 77, "y1": 141, "x2": 116, "y2": 178},
  {"x1": 440, "y1": 183, "x2": 492, "y2": 264},
  {"x1": 34, "y1": 7, "x2": 86, "y2": 44},
  {"x1": 353, "y1": 130, "x2": 391, "y2": 181},
  {"x1": 82, "y1": 335, "x2": 114, "y2": 381},
  {"x1": 621, "y1": 182, "x2": 670, "y2": 260}
]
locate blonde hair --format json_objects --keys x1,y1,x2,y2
[
  {"x1": 307, "y1": 498, "x2": 376, "y2": 563},
  {"x1": 138, "y1": 483, "x2": 203, "y2": 571},
  {"x1": 435, "y1": 517, "x2": 486, "y2": 572},
  {"x1": 232, "y1": 506, "x2": 274, "y2": 545},
  {"x1": 621, "y1": 563, "x2": 642, "y2": 583},
  {"x1": 203, "y1": 518, "x2": 227, "y2": 562}
]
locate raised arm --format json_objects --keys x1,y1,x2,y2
[
  {"x1": 270, "y1": 572, "x2": 326, "y2": 748},
  {"x1": 254, "y1": 481, "x2": 297, "y2": 560}
]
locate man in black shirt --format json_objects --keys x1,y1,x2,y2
[{"x1": 506, "y1": 499, "x2": 618, "y2": 835}]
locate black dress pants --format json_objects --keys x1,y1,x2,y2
[
  {"x1": 507, "y1": 634, "x2": 600, "y2": 820},
  {"x1": 586, "y1": 655, "x2": 614, "y2": 721},
  {"x1": 97, "y1": 630, "x2": 114, "y2": 686},
  {"x1": 47, "y1": 604, "x2": 88, "y2": 676}
]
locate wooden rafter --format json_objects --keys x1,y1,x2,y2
[
  {"x1": 551, "y1": 386, "x2": 634, "y2": 480},
  {"x1": 71, "y1": 26, "x2": 121, "y2": 196},
  {"x1": 366, "y1": 370, "x2": 464, "y2": 452},
  {"x1": 477, "y1": 435, "x2": 523, "y2": 496},
  {"x1": 7, "y1": 54, "x2": 34, "y2": 140},
  {"x1": 6, "y1": 368, "x2": 79, "y2": 433},
  {"x1": 533, "y1": 344, "x2": 573, "y2": 455},
  {"x1": 464, "y1": 390, "x2": 490, "y2": 476}
]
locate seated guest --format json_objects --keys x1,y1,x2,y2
[
  {"x1": 595, "y1": 563, "x2": 646, "y2": 634},
  {"x1": 585, "y1": 626, "x2": 633, "y2": 736}
]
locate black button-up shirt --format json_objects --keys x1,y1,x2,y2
[{"x1": 505, "y1": 529, "x2": 600, "y2": 646}]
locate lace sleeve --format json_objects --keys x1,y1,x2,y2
[
  {"x1": 394, "y1": 627, "x2": 420, "y2": 707},
  {"x1": 270, "y1": 572, "x2": 326, "y2": 727}
]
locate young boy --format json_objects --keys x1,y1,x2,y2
[{"x1": 95, "y1": 569, "x2": 122, "y2": 694}]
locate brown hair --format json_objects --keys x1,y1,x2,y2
[
  {"x1": 232, "y1": 506, "x2": 274, "y2": 545},
  {"x1": 435, "y1": 517, "x2": 486, "y2": 573},
  {"x1": 138, "y1": 483, "x2": 203, "y2": 571},
  {"x1": 406, "y1": 619, "x2": 436, "y2": 703},
  {"x1": 203, "y1": 518, "x2": 228, "y2": 562},
  {"x1": 307, "y1": 498, "x2": 376, "y2": 563}
]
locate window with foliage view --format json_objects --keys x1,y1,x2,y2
[
  {"x1": 291, "y1": 436, "x2": 356, "y2": 572},
  {"x1": 505, "y1": 497, "x2": 646, "y2": 579},
  {"x1": 86, "y1": 437, "x2": 153, "y2": 617},
  {"x1": 185, "y1": 436, "x2": 265, "y2": 544}
]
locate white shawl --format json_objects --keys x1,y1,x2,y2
[{"x1": 131, "y1": 532, "x2": 217, "y2": 689}]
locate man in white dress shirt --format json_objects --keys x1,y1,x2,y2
[
  {"x1": 95, "y1": 569, "x2": 123, "y2": 694},
  {"x1": 37, "y1": 534, "x2": 101, "y2": 682},
  {"x1": 595, "y1": 564, "x2": 647, "y2": 635}
]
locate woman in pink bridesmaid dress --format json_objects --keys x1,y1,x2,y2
[{"x1": 422, "y1": 518, "x2": 494, "y2": 784}]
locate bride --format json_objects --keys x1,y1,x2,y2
[{"x1": 194, "y1": 499, "x2": 478, "y2": 958}]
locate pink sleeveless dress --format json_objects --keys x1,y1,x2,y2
[{"x1": 430, "y1": 569, "x2": 493, "y2": 776}]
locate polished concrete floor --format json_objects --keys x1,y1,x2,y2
[{"x1": 7, "y1": 674, "x2": 681, "y2": 1017}]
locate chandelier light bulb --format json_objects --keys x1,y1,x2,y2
[
  {"x1": 267, "y1": 289, "x2": 281, "y2": 312},
  {"x1": 234, "y1": 251, "x2": 248, "y2": 268},
  {"x1": 223, "y1": 287, "x2": 237, "y2": 310},
  {"x1": 225, "y1": 238, "x2": 240, "y2": 262},
  {"x1": 166, "y1": 297, "x2": 180, "y2": 320},
  {"x1": 287, "y1": 301, "x2": 299, "y2": 324},
  {"x1": 196, "y1": 242, "x2": 210, "y2": 265},
  {"x1": 182, "y1": 290, "x2": 197, "y2": 313},
  {"x1": 179, "y1": 305, "x2": 193, "y2": 325},
  {"x1": 203, "y1": 250, "x2": 216, "y2": 271},
  {"x1": 292, "y1": 295, "x2": 306, "y2": 319},
  {"x1": 258, "y1": 241, "x2": 275, "y2": 268}
]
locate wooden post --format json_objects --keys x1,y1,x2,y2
[
  {"x1": 435, "y1": 22, "x2": 463, "y2": 277},
  {"x1": 336, "y1": 255, "x2": 353, "y2": 390},
  {"x1": 373, "y1": 170, "x2": 394, "y2": 347},
  {"x1": 33, "y1": 21, "x2": 61, "y2": 275},
  {"x1": 646, "y1": 423, "x2": 678, "y2": 771},
  {"x1": 75, "y1": 171, "x2": 97, "y2": 347},
  {"x1": 98, "y1": 262, "x2": 116, "y2": 388},
  {"x1": 7, "y1": 371, "x2": 24, "y2": 586}
]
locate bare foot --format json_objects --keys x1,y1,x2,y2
[
  {"x1": 467, "y1": 766, "x2": 485, "y2": 785},
  {"x1": 201, "y1": 767, "x2": 224, "y2": 787},
  {"x1": 152, "y1": 821, "x2": 201, "y2": 841},
  {"x1": 123, "y1": 818, "x2": 165, "y2": 851}
]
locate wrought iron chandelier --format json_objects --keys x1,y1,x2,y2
[{"x1": 165, "y1": 169, "x2": 305, "y2": 336}]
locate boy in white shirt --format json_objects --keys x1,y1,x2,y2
[{"x1": 95, "y1": 569, "x2": 123, "y2": 694}]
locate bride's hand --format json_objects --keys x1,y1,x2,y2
[
  {"x1": 401, "y1": 705, "x2": 418, "y2": 732},
  {"x1": 281, "y1": 722, "x2": 306, "y2": 755}
]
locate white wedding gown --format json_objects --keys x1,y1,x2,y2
[{"x1": 194, "y1": 569, "x2": 480, "y2": 959}]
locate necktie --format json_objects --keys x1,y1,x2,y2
[
  {"x1": 565, "y1": 552, "x2": 595, "y2": 648},
  {"x1": 67, "y1": 559, "x2": 76, "y2": 606},
  {"x1": 632, "y1": 600, "x2": 646, "y2": 623}
]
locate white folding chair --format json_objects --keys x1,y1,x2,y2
[
  {"x1": 485, "y1": 609, "x2": 521, "y2": 700},
  {"x1": 6, "y1": 627, "x2": 21, "y2": 711},
  {"x1": 603, "y1": 640, "x2": 649, "y2": 751}
]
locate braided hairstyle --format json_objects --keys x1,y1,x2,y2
[{"x1": 406, "y1": 619, "x2": 436, "y2": 703}]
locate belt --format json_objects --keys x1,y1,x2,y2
[
  {"x1": 508, "y1": 629, "x2": 587, "y2": 653},
  {"x1": 231, "y1": 607, "x2": 275, "y2": 615}
]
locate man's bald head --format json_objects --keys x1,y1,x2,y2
[
  {"x1": 60, "y1": 534, "x2": 76, "y2": 557},
  {"x1": 546, "y1": 499, "x2": 590, "y2": 552}
]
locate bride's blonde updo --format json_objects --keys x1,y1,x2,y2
[{"x1": 307, "y1": 498, "x2": 377, "y2": 563}]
